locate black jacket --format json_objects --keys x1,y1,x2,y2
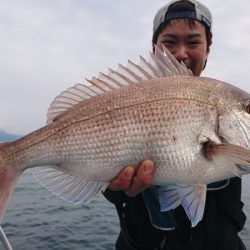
[{"x1": 104, "y1": 177, "x2": 246, "y2": 250}]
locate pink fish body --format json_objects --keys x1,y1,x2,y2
[{"x1": 0, "y1": 47, "x2": 250, "y2": 227}]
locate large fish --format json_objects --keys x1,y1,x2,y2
[{"x1": 0, "y1": 46, "x2": 250, "y2": 228}]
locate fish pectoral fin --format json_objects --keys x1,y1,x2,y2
[
  {"x1": 32, "y1": 167, "x2": 108, "y2": 205},
  {"x1": 207, "y1": 143, "x2": 250, "y2": 176},
  {"x1": 159, "y1": 184, "x2": 207, "y2": 227}
]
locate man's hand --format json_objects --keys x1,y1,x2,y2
[{"x1": 108, "y1": 160, "x2": 155, "y2": 197}]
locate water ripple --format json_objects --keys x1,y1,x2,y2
[{"x1": 2, "y1": 171, "x2": 250, "y2": 249}]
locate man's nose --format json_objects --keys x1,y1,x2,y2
[{"x1": 174, "y1": 45, "x2": 188, "y2": 62}]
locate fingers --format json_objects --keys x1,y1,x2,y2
[
  {"x1": 108, "y1": 160, "x2": 155, "y2": 197},
  {"x1": 109, "y1": 166, "x2": 135, "y2": 191},
  {"x1": 125, "y1": 160, "x2": 155, "y2": 197}
]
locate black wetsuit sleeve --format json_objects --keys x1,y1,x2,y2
[{"x1": 102, "y1": 188, "x2": 130, "y2": 204}]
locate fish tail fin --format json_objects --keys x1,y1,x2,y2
[{"x1": 0, "y1": 143, "x2": 21, "y2": 223}]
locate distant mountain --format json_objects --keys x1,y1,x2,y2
[{"x1": 0, "y1": 129, "x2": 21, "y2": 142}]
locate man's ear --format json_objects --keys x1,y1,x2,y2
[{"x1": 207, "y1": 45, "x2": 211, "y2": 54}]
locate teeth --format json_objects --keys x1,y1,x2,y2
[{"x1": 180, "y1": 60, "x2": 191, "y2": 69}]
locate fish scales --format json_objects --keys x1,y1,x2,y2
[{"x1": 3, "y1": 76, "x2": 219, "y2": 183}]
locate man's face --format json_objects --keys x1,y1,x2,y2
[{"x1": 156, "y1": 19, "x2": 210, "y2": 76}]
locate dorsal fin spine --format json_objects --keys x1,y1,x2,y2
[
  {"x1": 86, "y1": 79, "x2": 105, "y2": 93},
  {"x1": 65, "y1": 91, "x2": 86, "y2": 101},
  {"x1": 155, "y1": 46, "x2": 178, "y2": 75},
  {"x1": 139, "y1": 56, "x2": 158, "y2": 78},
  {"x1": 93, "y1": 76, "x2": 116, "y2": 90},
  {"x1": 108, "y1": 68, "x2": 132, "y2": 85},
  {"x1": 150, "y1": 52, "x2": 168, "y2": 76},
  {"x1": 75, "y1": 84, "x2": 97, "y2": 96},
  {"x1": 98, "y1": 72, "x2": 122, "y2": 89},
  {"x1": 54, "y1": 97, "x2": 78, "y2": 103},
  {"x1": 127, "y1": 60, "x2": 152, "y2": 80},
  {"x1": 90, "y1": 77, "x2": 114, "y2": 92},
  {"x1": 101, "y1": 72, "x2": 124, "y2": 87},
  {"x1": 118, "y1": 63, "x2": 142, "y2": 82},
  {"x1": 52, "y1": 102, "x2": 77, "y2": 108}
]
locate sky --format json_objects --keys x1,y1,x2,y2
[{"x1": 0, "y1": 0, "x2": 250, "y2": 134}]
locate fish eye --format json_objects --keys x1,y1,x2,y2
[{"x1": 245, "y1": 101, "x2": 250, "y2": 114}]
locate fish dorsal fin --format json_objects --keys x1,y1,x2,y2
[
  {"x1": 151, "y1": 46, "x2": 193, "y2": 77},
  {"x1": 47, "y1": 83, "x2": 100, "y2": 123},
  {"x1": 47, "y1": 46, "x2": 192, "y2": 123},
  {"x1": 33, "y1": 166, "x2": 108, "y2": 205}
]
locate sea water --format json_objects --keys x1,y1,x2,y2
[
  {"x1": 2, "y1": 170, "x2": 119, "y2": 250},
  {"x1": 1, "y1": 171, "x2": 250, "y2": 249}
]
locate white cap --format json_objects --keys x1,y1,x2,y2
[{"x1": 153, "y1": 0, "x2": 212, "y2": 36}]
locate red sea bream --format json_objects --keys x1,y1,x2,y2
[{"x1": 0, "y1": 47, "x2": 250, "y2": 227}]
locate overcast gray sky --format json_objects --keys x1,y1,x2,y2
[{"x1": 0, "y1": 0, "x2": 250, "y2": 134}]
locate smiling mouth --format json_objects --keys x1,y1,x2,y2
[
  {"x1": 180, "y1": 61, "x2": 192, "y2": 70},
  {"x1": 185, "y1": 64, "x2": 192, "y2": 70}
]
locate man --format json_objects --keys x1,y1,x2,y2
[{"x1": 104, "y1": 1, "x2": 246, "y2": 249}]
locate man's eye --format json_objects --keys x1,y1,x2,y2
[
  {"x1": 163, "y1": 41, "x2": 176, "y2": 46},
  {"x1": 188, "y1": 40, "x2": 201, "y2": 46}
]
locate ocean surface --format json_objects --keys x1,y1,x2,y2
[
  {"x1": 1, "y1": 170, "x2": 119, "y2": 250},
  {"x1": 1, "y1": 171, "x2": 250, "y2": 250}
]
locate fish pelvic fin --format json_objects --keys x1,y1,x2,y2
[
  {"x1": 0, "y1": 146, "x2": 21, "y2": 223},
  {"x1": 159, "y1": 184, "x2": 207, "y2": 227},
  {"x1": 206, "y1": 143, "x2": 250, "y2": 176},
  {"x1": 32, "y1": 167, "x2": 108, "y2": 205},
  {"x1": 47, "y1": 45, "x2": 192, "y2": 123}
]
